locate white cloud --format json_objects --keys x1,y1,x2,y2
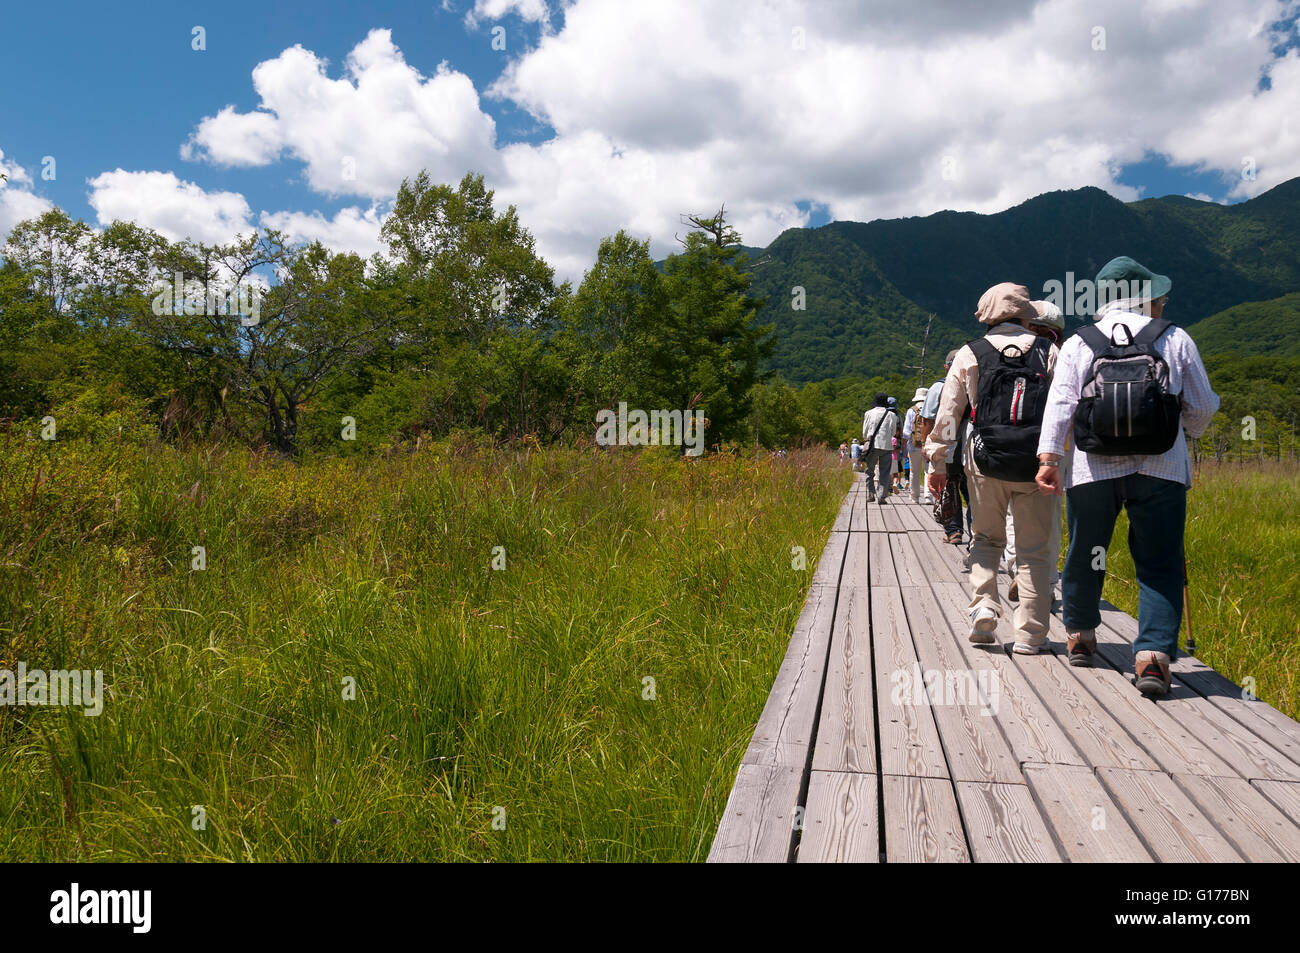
[
  {"x1": 466, "y1": 0, "x2": 553, "y2": 30},
  {"x1": 86, "y1": 170, "x2": 254, "y2": 245},
  {"x1": 259, "y1": 205, "x2": 387, "y2": 258},
  {"x1": 0, "y1": 149, "x2": 55, "y2": 245},
  {"x1": 165, "y1": 1, "x2": 1300, "y2": 282},
  {"x1": 182, "y1": 29, "x2": 500, "y2": 201}
]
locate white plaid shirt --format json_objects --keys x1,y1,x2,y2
[{"x1": 1037, "y1": 309, "x2": 1220, "y2": 489}]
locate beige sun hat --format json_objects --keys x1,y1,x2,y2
[
  {"x1": 911, "y1": 387, "x2": 929, "y2": 403},
  {"x1": 1029, "y1": 299, "x2": 1065, "y2": 332},
  {"x1": 975, "y1": 282, "x2": 1036, "y2": 325}
]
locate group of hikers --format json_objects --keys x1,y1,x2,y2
[{"x1": 851, "y1": 256, "x2": 1219, "y2": 698}]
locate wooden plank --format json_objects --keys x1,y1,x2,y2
[
  {"x1": 1253, "y1": 780, "x2": 1300, "y2": 826},
  {"x1": 809, "y1": 530, "x2": 847, "y2": 589},
  {"x1": 1094, "y1": 607, "x2": 1300, "y2": 766},
  {"x1": 1026, "y1": 655, "x2": 1160, "y2": 771},
  {"x1": 707, "y1": 764, "x2": 801, "y2": 862},
  {"x1": 1173, "y1": 667, "x2": 1300, "y2": 768},
  {"x1": 848, "y1": 491, "x2": 868, "y2": 532},
  {"x1": 830, "y1": 493, "x2": 854, "y2": 532},
  {"x1": 1174, "y1": 775, "x2": 1300, "y2": 862},
  {"x1": 1066, "y1": 662, "x2": 1239, "y2": 778},
  {"x1": 871, "y1": 586, "x2": 949, "y2": 779},
  {"x1": 742, "y1": 585, "x2": 837, "y2": 768},
  {"x1": 1023, "y1": 764, "x2": 1152, "y2": 862},
  {"x1": 898, "y1": 586, "x2": 1022, "y2": 783},
  {"x1": 1095, "y1": 767, "x2": 1242, "y2": 862},
  {"x1": 840, "y1": 531, "x2": 869, "y2": 591},
  {"x1": 1080, "y1": 618, "x2": 1300, "y2": 780},
  {"x1": 1159, "y1": 681, "x2": 1300, "y2": 782},
  {"x1": 908, "y1": 530, "x2": 966, "y2": 585},
  {"x1": 882, "y1": 775, "x2": 970, "y2": 862},
  {"x1": 930, "y1": 582, "x2": 1085, "y2": 768},
  {"x1": 889, "y1": 534, "x2": 929, "y2": 589},
  {"x1": 813, "y1": 586, "x2": 876, "y2": 774},
  {"x1": 880, "y1": 505, "x2": 907, "y2": 533},
  {"x1": 868, "y1": 533, "x2": 897, "y2": 587},
  {"x1": 866, "y1": 503, "x2": 886, "y2": 534},
  {"x1": 797, "y1": 770, "x2": 880, "y2": 863},
  {"x1": 895, "y1": 505, "x2": 929, "y2": 533},
  {"x1": 955, "y1": 781, "x2": 1063, "y2": 862}
]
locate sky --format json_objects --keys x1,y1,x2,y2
[{"x1": 1, "y1": 0, "x2": 1299, "y2": 283}]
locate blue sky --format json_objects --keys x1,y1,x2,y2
[
  {"x1": 2, "y1": 0, "x2": 1298, "y2": 279},
  {"x1": 0, "y1": 1, "x2": 553, "y2": 230}
]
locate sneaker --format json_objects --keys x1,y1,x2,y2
[
  {"x1": 1007, "y1": 578, "x2": 1019, "y2": 603},
  {"x1": 968, "y1": 606, "x2": 998, "y2": 644},
  {"x1": 1012, "y1": 640, "x2": 1044, "y2": 655},
  {"x1": 944, "y1": 531, "x2": 962, "y2": 545},
  {"x1": 1135, "y1": 651, "x2": 1172, "y2": 697},
  {"x1": 1067, "y1": 630, "x2": 1097, "y2": 667}
]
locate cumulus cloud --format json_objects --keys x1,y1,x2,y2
[
  {"x1": 160, "y1": 0, "x2": 1300, "y2": 281},
  {"x1": 86, "y1": 170, "x2": 254, "y2": 245},
  {"x1": 466, "y1": 0, "x2": 553, "y2": 30},
  {"x1": 0, "y1": 149, "x2": 55, "y2": 244},
  {"x1": 182, "y1": 29, "x2": 500, "y2": 201},
  {"x1": 259, "y1": 205, "x2": 387, "y2": 258}
]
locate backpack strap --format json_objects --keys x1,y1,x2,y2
[
  {"x1": 1133, "y1": 317, "x2": 1174, "y2": 348},
  {"x1": 1076, "y1": 324, "x2": 1110, "y2": 354},
  {"x1": 1028, "y1": 334, "x2": 1052, "y2": 370}
]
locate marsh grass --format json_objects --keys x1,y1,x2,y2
[
  {"x1": 0, "y1": 433, "x2": 850, "y2": 861},
  {"x1": 1088, "y1": 461, "x2": 1299, "y2": 718}
]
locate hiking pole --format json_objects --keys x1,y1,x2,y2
[{"x1": 1182, "y1": 554, "x2": 1196, "y2": 656}]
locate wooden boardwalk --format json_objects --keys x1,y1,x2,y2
[{"x1": 709, "y1": 476, "x2": 1300, "y2": 863}]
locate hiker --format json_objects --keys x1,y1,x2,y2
[
  {"x1": 887, "y1": 396, "x2": 902, "y2": 493},
  {"x1": 1036, "y1": 256, "x2": 1219, "y2": 695},
  {"x1": 1003, "y1": 300, "x2": 1066, "y2": 602},
  {"x1": 920, "y1": 349, "x2": 970, "y2": 540},
  {"x1": 850, "y1": 437, "x2": 862, "y2": 471},
  {"x1": 926, "y1": 282, "x2": 1059, "y2": 653},
  {"x1": 861, "y1": 392, "x2": 899, "y2": 504},
  {"x1": 902, "y1": 387, "x2": 929, "y2": 502},
  {"x1": 839, "y1": 441, "x2": 849, "y2": 463}
]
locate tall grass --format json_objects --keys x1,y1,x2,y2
[
  {"x1": 1093, "y1": 461, "x2": 1299, "y2": 718},
  {"x1": 0, "y1": 433, "x2": 851, "y2": 861}
]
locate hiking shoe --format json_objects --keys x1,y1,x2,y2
[
  {"x1": 1135, "y1": 651, "x2": 1172, "y2": 697},
  {"x1": 945, "y1": 531, "x2": 962, "y2": 545},
  {"x1": 968, "y1": 606, "x2": 998, "y2": 644},
  {"x1": 1007, "y1": 578, "x2": 1019, "y2": 603},
  {"x1": 1012, "y1": 639, "x2": 1045, "y2": 655},
  {"x1": 1067, "y1": 630, "x2": 1097, "y2": 667}
]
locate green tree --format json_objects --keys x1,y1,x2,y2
[{"x1": 660, "y1": 207, "x2": 774, "y2": 446}]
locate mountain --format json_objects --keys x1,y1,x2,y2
[
  {"x1": 1189, "y1": 292, "x2": 1300, "y2": 358},
  {"x1": 743, "y1": 177, "x2": 1300, "y2": 382}
]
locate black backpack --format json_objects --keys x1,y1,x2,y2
[
  {"x1": 967, "y1": 335, "x2": 1053, "y2": 482},
  {"x1": 1073, "y1": 318, "x2": 1181, "y2": 456}
]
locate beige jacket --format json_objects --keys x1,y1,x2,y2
[{"x1": 923, "y1": 321, "x2": 1059, "y2": 475}]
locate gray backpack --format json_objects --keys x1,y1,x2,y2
[{"x1": 1073, "y1": 318, "x2": 1182, "y2": 456}]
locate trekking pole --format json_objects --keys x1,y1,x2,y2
[{"x1": 1182, "y1": 554, "x2": 1196, "y2": 655}]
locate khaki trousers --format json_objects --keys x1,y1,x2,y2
[
  {"x1": 965, "y1": 461, "x2": 1056, "y2": 645},
  {"x1": 907, "y1": 445, "x2": 926, "y2": 502}
]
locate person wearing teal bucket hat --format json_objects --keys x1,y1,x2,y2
[
  {"x1": 1035, "y1": 256, "x2": 1219, "y2": 696},
  {"x1": 1092, "y1": 255, "x2": 1172, "y2": 319}
]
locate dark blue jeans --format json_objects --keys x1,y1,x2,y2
[{"x1": 1062, "y1": 474, "x2": 1186, "y2": 660}]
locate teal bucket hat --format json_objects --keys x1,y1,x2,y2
[{"x1": 1095, "y1": 255, "x2": 1171, "y2": 302}]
